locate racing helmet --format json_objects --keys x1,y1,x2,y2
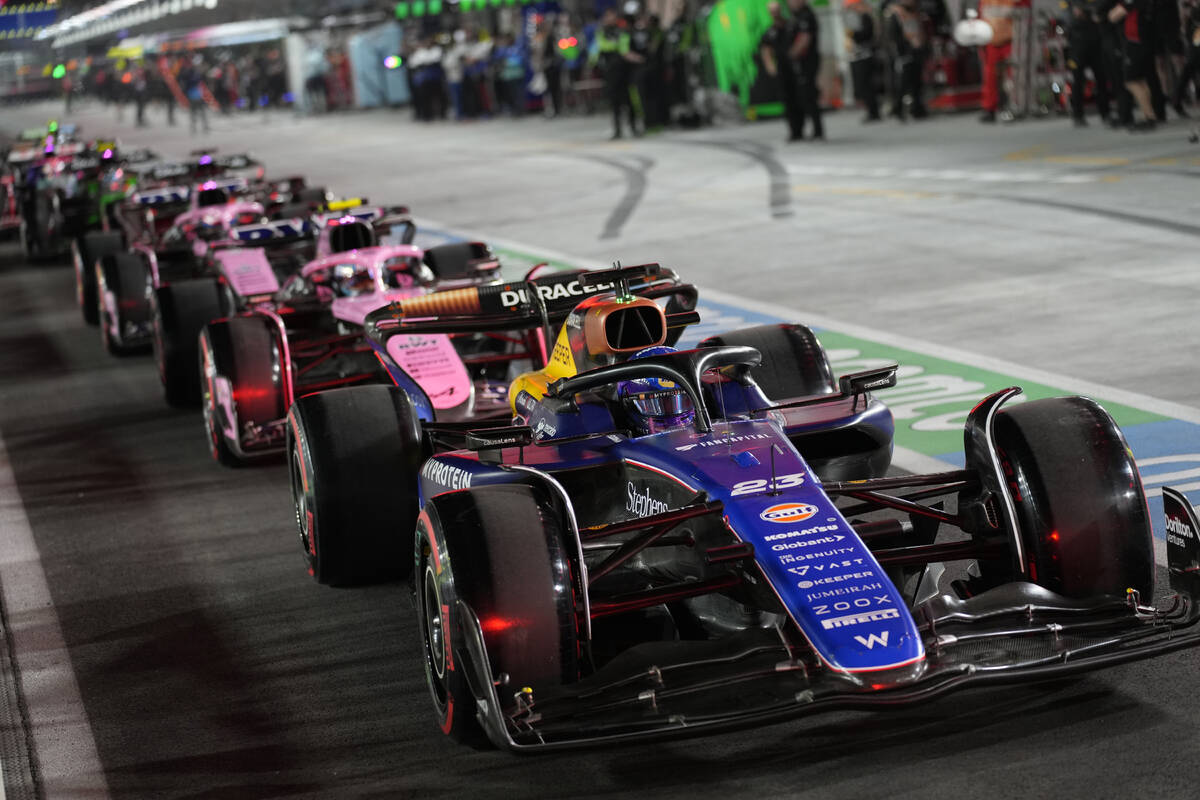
[
  {"x1": 617, "y1": 346, "x2": 695, "y2": 435},
  {"x1": 329, "y1": 263, "x2": 376, "y2": 298}
]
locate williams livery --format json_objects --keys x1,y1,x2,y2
[{"x1": 287, "y1": 263, "x2": 1200, "y2": 750}]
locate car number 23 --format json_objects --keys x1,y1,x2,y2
[{"x1": 730, "y1": 472, "x2": 806, "y2": 496}]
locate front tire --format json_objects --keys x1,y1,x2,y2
[
  {"x1": 417, "y1": 485, "x2": 579, "y2": 747},
  {"x1": 989, "y1": 396, "x2": 1154, "y2": 599},
  {"x1": 287, "y1": 385, "x2": 426, "y2": 585}
]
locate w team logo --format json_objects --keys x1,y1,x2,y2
[{"x1": 759, "y1": 503, "x2": 818, "y2": 524}]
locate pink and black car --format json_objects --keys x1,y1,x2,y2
[
  {"x1": 198, "y1": 224, "x2": 501, "y2": 465},
  {"x1": 93, "y1": 176, "x2": 287, "y2": 359},
  {"x1": 150, "y1": 203, "x2": 412, "y2": 408}
]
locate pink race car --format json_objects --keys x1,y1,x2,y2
[{"x1": 198, "y1": 217, "x2": 503, "y2": 465}]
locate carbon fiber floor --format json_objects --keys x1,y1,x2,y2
[{"x1": 1, "y1": 101, "x2": 1199, "y2": 798}]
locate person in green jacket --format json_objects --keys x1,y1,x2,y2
[{"x1": 593, "y1": 9, "x2": 643, "y2": 138}]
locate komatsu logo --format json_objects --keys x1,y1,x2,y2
[
  {"x1": 627, "y1": 483, "x2": 668, "y2": 517},
  {"x1": 422, "y1": 461, "x2": 473, "y2": 490},
  {"x1": 500, "y1": 279, "x2": 615, "y2": 308},
  {"x1": 764, "y1": 524, "x2": 840, "y2": 542}
]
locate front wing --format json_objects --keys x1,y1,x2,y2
[{"x1": 455, "y1": 580, "x2": 1200, "y2": 750}]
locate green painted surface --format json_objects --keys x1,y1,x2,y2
[{"x1": 813, "y1": 329, "x2": 1164, "y2": 457}]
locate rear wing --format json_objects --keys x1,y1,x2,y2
[
  {"x1": 131, "y1": 185, "x2": 190, "y2": 206},
  {"x1": 314, "y1": 204, "x2": 415, "y2": 245},
  {"x1": 365, "y1": 264, "x2": 699, "y2": 361},
  {"x1": 143, "y1": 162, "x2": 193, "y2": 183},
  {"x1": 225, "y1": 217, "x2": 315, "y2": 245},
  {"x1": 198, "y1": 176, "x2": 250, "y2": 195}
]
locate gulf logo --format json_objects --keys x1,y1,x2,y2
[{"x1": 760, "y1": 503, "x2": 818, "y2": 524}]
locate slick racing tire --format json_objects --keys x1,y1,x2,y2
[
  {"x1": 76, "y1": 231, "x2": 124, "y2": 326},
  {"x1": 990, "y1": 396, "x2": 1154, "y2": 599},
  {"x1": 97, "y1": 253, "x2": 152, "y2": 356},
  {"x1": 153, "y1": 279, "x2": 224, "y2": 408},
  {"x1": 200, "y1": 316, "x2": 287, "y2": 467},
  {"x1": 287, "y1": 385, "x2": 425, "y2": 586},
  {"x1": 701, "y1": 324, "x2": 836, "y2": 403},
  {"x1": 417, "y1": 484, "x2": 579, "y2": 747}
]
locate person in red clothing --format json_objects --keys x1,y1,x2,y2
[
  {"x1": 1108, "y1": 0, "x2": 1158, "y2": 127},
  {"x1": 978, "y1": 0, "x2": 1028, "y2": 121}
]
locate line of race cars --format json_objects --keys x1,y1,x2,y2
[{"x1": 7, "y1": 123, "x2": 1200, "y2": 752}]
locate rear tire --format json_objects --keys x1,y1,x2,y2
[
  {"x1": 200, "y1": 316, "x2": 287, "y2": 466},
  {"x1": 990, "y1": 396, "x2": 1154, "y2": 599},
  {"x1": 153, "y1": 280, "x2": 224, "y2": 408},
  {"x1": 287, "y1": 385, "x2": 425, "y2": 585},
  {"x1": 76, "y1": 231, "x2": 124, "y2": 326},
  {"x1": 701, "y1": 324, "x2": 836, "y2": 402},
  {"x1": 97, "y1": 253, "x2": 151, "y2": 356},
  {"x1": 417, "y1": 485, "x2": 579, "y2": 747}
]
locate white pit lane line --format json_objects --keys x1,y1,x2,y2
[
  {"x1": 0, "y1": 431, "x2": 110, "y2": 799},
  {"x1": 415, "y1": 216, "x2": 1199, "y2": 569}
]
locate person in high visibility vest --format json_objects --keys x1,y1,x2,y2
[
  {"x1": 978, "y1": 0, "x2": 1027, "y2": 121},
  {"x1": 593, "y1": 9, "x2": 641, "y2": 138}
]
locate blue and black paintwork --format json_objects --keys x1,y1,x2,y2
[{"x1": 413, "y1": 346, "x2": 1200, "y2": 750}]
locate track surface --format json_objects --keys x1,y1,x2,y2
[{"x1": 2, "y1": 101, "x2": 1200, "y2": 798}]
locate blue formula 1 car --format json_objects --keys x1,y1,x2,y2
[{"x1": 288, "y1": 263, "x2": 1200, "y2": 750}]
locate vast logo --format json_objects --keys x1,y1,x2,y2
[{"x1": 760, "y1": 503, "x2": 818, "y2": 524}]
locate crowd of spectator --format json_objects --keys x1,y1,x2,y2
[
  {"x1": 50, "y1": 0, "x2": 1200, "y2": 141},
  {"x1": 398, "y1": 8, "x2": 699, "y2": 138}
]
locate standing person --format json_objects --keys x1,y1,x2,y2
[
  {"x1": 594, "y1": 9, "x2": 638, "y2": 137},
  {"x1": 1173, "y1": 0, "x2": 1200, "y2": 111},
  {"x1": 495, "y1": 34, "x2": 527, "y2": 116},
  {"x1": 133, "y1": 65, "x2": 150, "y2": 127},
  {"x1": 759, "y1": 1, "x2": 804, "y2": 140},
  {"x1": 978, "y1": 0, "x2": 1018, "y2": 121},
  {"x1": 183, "y1": 59, "x2": 211, "y2": 135},
  {"x1": 1109, "y1": 0, "x2": 1160, "y2": 127},
  {"x1": 633, "y1": 14, "x2": 667, "y2": 128},
  {"x1": 761, "y1": 0, "x2": 824, "y2": 140},
  {"x1": 444, "y1": 30, "x2": 469, "y2": 120},
  {"x1": 789, "y1": 0, "x2": 825, "y2": 138},
  {"x1": 544, "y1": 19, "x2": 566, "y2": 118},
  {"x1": 845, "y1": 0, "x2": 882, "y2": 121},
  {"x1": 464, "y1": 31, "x2": 495, "y2": 117},
  {"x1": 628, "y1": 13, "x2": 655, "y2": 129},
  {"x1": 886, "y1": 0, "x2": 928, "y2": 119},
  {"x1": 1067, "y1": 0, "x2": 1112, "y2": 125}
]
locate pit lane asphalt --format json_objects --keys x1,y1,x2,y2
[{"x1": 2, "y1": 101, "x2": 1200, "y2": 798}]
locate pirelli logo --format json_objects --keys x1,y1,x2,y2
[{"x1": 820, "y1": 608, "x2": 900, "y2": 630}]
